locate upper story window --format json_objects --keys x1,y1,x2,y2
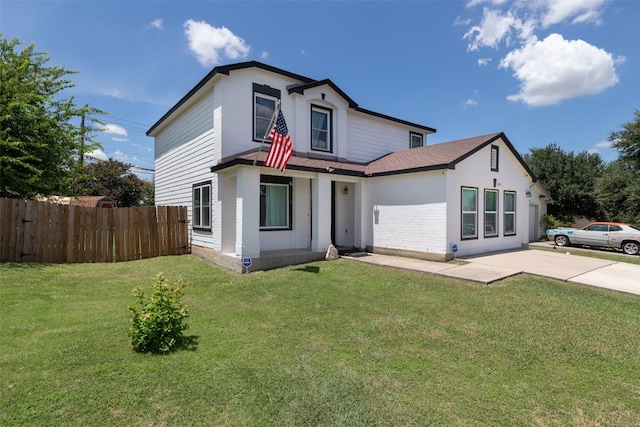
[
  {"x1": 253, "y1": 83, "x2": 281, "y2": 142},
  {"x1": 490, "y1": 145, "x2": 499, "y2": 172},
  {"x1": 410, "y1": 132, "x2": 423, "y2": 148},
  {"x1": 311, "y1": 105, "x2": 332, "y2": 152}
]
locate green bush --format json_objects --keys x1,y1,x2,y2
[
  {"x1": 541, "y1": 214, "x2": 571, "y2": 231},
  {"x1": 128, "y1": 274, "x2": 189, "y2": 354}
]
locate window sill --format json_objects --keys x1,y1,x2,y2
[{"x1": 193, "y1": 227, "x2": 212, "y2": 233}]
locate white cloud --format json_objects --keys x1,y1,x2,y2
[
  {"x1": 147, "y1": 18, "x2": 164, "y2": 30},
  {"x1": 102, "y1": 123, "x2": 128, "y2": 136},
  {"x1": 462, "y1": 1, "x2": 620, "y2": 106},
  {"x1": 539, "y1": 0, "x2": 606, "y2": 28},
  {"x1": 478, "y1": 57, "x2": 492, "y2": 66},
  {"x1": 499, "y1": 33, "x2": 619, "y2": 106},
  {"x1": 261, "y1": 51, "x2": 269, "y2": 59},
  {"x1": 464, "y1": 99, "x2": 478, "y2": 108},
  {"x1": 463, "y1": 7, "x2": 536, "y2": 51},
  {"x1": 466, "y1": 0, "x2": 509, "y2": 8},
  {"x1": 594, "y1": 140, "x2": 613, "y2": 149},
  {"x1": 112, "y1": 137, "x2": 129, "y2": 142},
  {"x1": 86, "y1": 149, "x2": 108, "y2": 161},
  {"x1": 183, "y1": 19, "x2": 250, "y2": 67}
]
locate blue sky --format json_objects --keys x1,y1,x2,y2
[{"x1": 2, "y1": 0, "x2": 639, "y2": 178}]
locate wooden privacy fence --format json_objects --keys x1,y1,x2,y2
[{"x1": 0, "y1": 198, "x2": 189, "y2": 263}]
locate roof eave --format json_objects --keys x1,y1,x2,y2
[{"x1": 147, "y1": 61, "x2": 315, "y2": 136}]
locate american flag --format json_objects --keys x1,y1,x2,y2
[{"x1": 264, "y1": 110, "x2": 293, "y2": 172}]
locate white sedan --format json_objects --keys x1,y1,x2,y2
[{"x1": 546, "y1": 222, "x2": 640, "y2": 255}]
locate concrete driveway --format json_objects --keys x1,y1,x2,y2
[
  {"x1": 345, "y1": 247, "x2": 640, "y2": 296},
  {"x1": 461, "y1": 249, "x2": 640, "y2": 294}
]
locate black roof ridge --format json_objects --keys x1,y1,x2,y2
[
  {"x1": 147, "y1": 61, "x2": 315, "y2": 135},
  {"x1": 148, "y1": 61, "x2": 436, "y2": 135}
]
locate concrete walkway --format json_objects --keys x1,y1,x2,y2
[{"x1": 344, "y1": 247, "x2": 640, "y2": 296}]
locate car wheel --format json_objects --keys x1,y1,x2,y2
[
  {"x1": 622, "y1": 241, "x2": 640, "y2": 255},
  {"x1": 554, "y1": 235, "x2": 570, "y2": 247}
]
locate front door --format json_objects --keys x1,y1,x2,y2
[{"x1": 332, "y1": 181, "x2": 355, "y2": 248}]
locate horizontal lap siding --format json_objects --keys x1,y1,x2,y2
[
  {"x1": 346, "y1": 113, "x2": 416, "y2": 163},
  {"x1": 155, "y1": 91, "x2": 215, "y2": 158},
  {"x1": 154, "y1": 85, "x2": 220, "y2": 250}
]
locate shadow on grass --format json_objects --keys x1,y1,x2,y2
[
  {"x1": 0, "y1": 262, "x2": 49, "y2": 270},
  {"x1": 175, "y1": 335, "x2": 200, "y2": 352},
  {"x1": 132, "y1": 335, "x2": 200, "y2": 355},
  {"x1": 292, "y1": 265, "x2": 320, "y2": 274}
]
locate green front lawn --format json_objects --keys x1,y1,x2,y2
[{"x1": 2, "y1": 256, "x2": 640, "y2": 426}]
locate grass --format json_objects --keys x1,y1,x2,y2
[
  {"x1": 2, "y1": 255, "x2": 640, "y2": 426},
  {"x1": 532, "y1": 243, "x2": 640, "y2": 265}
]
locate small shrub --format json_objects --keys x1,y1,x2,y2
[
  {"x1": 128, "y1": 273, "x2": 189, "y2": 354},
  {"x1": 541, "y1": 214, "x2": 571, "y2": 232}
]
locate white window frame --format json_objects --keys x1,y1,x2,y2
[
  {"x1": 410, "y1": 132, "x2": 423, "y2": 148},
  {"x1": 311, "y1": 105, "x2": 332, "y2": 152},
  {"x1": 461, "y1": 187, "x2": 478, "y2": 240},
  {"x1": 484, "y1": 189, "x2": 498, "y2": 238},
  {"x1": 192, "y1": 181, "x2": 211, "y2": 231},
  {"x1": 504, "y1": 191, "x2": 516, "y2": 236},
  {"x1": 491, "y1": 145, "x2": 499, "y2": 172}
]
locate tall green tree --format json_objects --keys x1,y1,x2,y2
[
  {"x1": 610, "y1": 109, "x2": 640, "y2": 169},
  {"x1": 523, "y1": 143, "x2": 603, "y2": 220},
  {"x1": 141, "y1": 179, "x2": 155, "y2": 206},
  {"x1": 0, "y1": 36, "x2": 103, "y2": 198},
  {"x1": 78, "y1": 159, "x2": 145, "y2": 207},
  {"x1": 595, "y1": 160, "x2": 640, "y2": 225},
  {"x1": 596, "y1": 109, "x2": 640, "y2": 225}
]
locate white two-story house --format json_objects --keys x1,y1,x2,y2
[{"x1": 148, "y1": 61, "x2": 551, "y2": 272}]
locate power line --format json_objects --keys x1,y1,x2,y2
[{"x1": 97, "y1": 113, "x2": 151, "y2": 128}]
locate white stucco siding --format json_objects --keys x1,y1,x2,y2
[
  {"x1": 347, "y1": 112, "x2": 422, "y2": 163},
  {"x1": 446, "y1": 138, "x2": 533, "y2": 257},
  {"x1": 365, "y1": 172, "x2": 448, "y2": 254},
  {"x1": 289, "y1": 90, "x2": 349, "y2": 160},
  {"x1": 259, "y1": 177, "x2": 311, "y2": 251},
  {"x1": 217, "y1": 69, "x2": 306, "y2": 159}
]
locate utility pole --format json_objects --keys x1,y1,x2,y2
[{"x1": 79, "y1": 111, "x2": 85, "y2": 166}]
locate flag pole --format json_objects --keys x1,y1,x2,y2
[{"x1": 254, "y1": 99, "x2": 281, "y2": 166}]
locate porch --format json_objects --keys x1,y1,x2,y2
[{"x1": 191, "y1": 245, "x2": 327, "y2": 273}]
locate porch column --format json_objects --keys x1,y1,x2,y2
[
  {"x1": 311, "y1": 174, "x2": 332, "y2": 252},
  {"x1": 235, "y1": 166, "x2": 260, "y2": 258}
]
